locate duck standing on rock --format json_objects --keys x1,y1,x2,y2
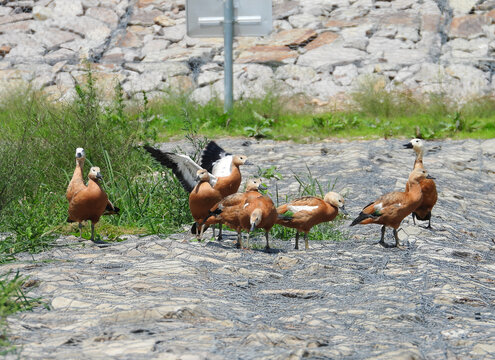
[
  {"x1": 350, "y1": 168, "x2": 433, "y2": 248},
  {"x1": 67, "y1": 167, "x2": 114, "y2": 245},
  {"x1": 189, "y1": 169, "x2": 223, "y2": 240},
  {"x1": 403, "y1": 138, "x2": 438, "y2": 228},
  {"x1": 204, "y1": 178, "x2": 266, "y2": 248},
  {"x1": 238, "y1": 194, "x2": 278, "y2": 251},
  {"x1": 143, "y1": 142, "x2": 251, "y2": 239},
  {"x1": 276, "y1": 192, "x2": 347, "y2": 250}
]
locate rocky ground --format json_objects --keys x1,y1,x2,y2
[
  {"x1": 0, "y1": 0, "x2": 494, "y2": 104},
  {"x1": 3, "y1": 138, "x2": 495, "y2": 359}
]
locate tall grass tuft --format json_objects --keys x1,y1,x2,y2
[{"x1": 0, "y1": 69, "x2": 194, "y2": 258}]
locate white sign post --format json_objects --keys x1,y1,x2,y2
[{"x1": 186, "y1": 0, "x2": 272, "y2": 112}]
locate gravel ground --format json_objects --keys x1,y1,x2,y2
[{"x1": 3, "y1": 138, "x2": 495, "y2": 359}]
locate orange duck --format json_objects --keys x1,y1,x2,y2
[
  {"x1": 189, "y1": 169, "x2": 223, "y2": 239},
  {"x1": 238, "y1": 194, "x2": 278, "y2": 251},
  {"x1": 144, "y1": 143, "x2": 251, "y2": 239},
  {"x1": 66, "y1": 147, "x2": 119, "y2": 216},
  {"x1": 200, "y1": 141, "x2": 252, "y2": 198},
  {"x1": 403, "y1": 138, "x2": 438, "y2": 228},
  {"x1": 276, "y1": 192, "x2": 346, "y2": 250},
  {"x1": 350, "y1": 168, "x2": 433, "y2": 248},
  {"x1": 204, "y1": 178, "x2": 266, "y2": 248},
  {"x1": 67, "y1": 167, "x2": 114, "y2": 245},
  {"x1": 66, "y1": 147, "x2": 86, "y2": 202}
]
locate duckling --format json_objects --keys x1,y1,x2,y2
[
  {"x1": 67, "y1": 167, "x2": 112, "y2": 245},
  {"x1": 350, "y1": 168, "x2": 432, "y2": 248},
  {"x1": 276, "y1": 192, "x2": 347, "y2": 250},
  {"x1": 403, "y1": 138, "x2": 438, "y2": 228},
  {"x1": 66, "y1": 147, "x2": 86, "y2": 202},
  {"x1": 189, "y1": 169, "x2": 223, "y2": 240}
]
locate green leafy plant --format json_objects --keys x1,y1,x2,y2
[
  {"x1": 244, "y1": 111, "x2": 274, "y2": 139},
  {"x1": 257, "y1": 165, "x2": 283, "y2": 181}
]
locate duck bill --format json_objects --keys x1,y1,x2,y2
[
  {"x1": 426, "y1": 174, "x2": 435, "y2": 180},
  {"x1": 250, "y1": 223, "x2": 256, "y2": 232},
  {"x1": 96, "y1": 172, "x2": 103, "y2": 180},
  {"x1": 403, "y1": 142, "x2": 413, "y2": 149},
  {"x1": 259, "y1": 184, "x2": 268, "y2": 191},
  {"x1": 339, "y1": 205, "x2": 349, "y2": 216},
  {"x1": 244, "y1": 160, "x2": 254, "y2": 166}
]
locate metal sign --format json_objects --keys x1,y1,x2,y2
[
  {"x1": 186, "y1": 0, "x2": 272, "y2": 38},
  {"x1": 186, "y1": 0, "x2": 272, "y2": 112}
]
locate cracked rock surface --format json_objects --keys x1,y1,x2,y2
[{"x1": 4, "y1": 138, "x2": 495, "y2": 359}]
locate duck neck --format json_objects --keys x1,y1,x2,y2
[
  {"x1": 414, "y1": 147, "x2": 424, "y2": 168},
  {"x1": 407, "y1": 181, "x2": 423, "y2": 203},
  {"x1": 72, "y1": 158, "x2": 85, "y2": 180},
  {"x1": 88, "y1": 178, "x2": 102, "y2": 191},
  {"x1": 230, "y1": 162, "x2": 239, "y2": 174}
]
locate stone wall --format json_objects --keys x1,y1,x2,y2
[{"x1": 0, "y1": 0, "x2": 493, "y2": 104}]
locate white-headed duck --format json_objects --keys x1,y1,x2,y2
[
  {"x1": 350, "y1": 168, "x2": 433, "y2": 248},
  {"x1": 403, "y1": 138, "x2": 438, "y2": 228},
  {"x1": 66, "y1": 147, "x2": 86, "y2": 202}
]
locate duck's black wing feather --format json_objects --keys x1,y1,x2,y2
[
  {"x1": 144, "y1": 145, "x2": 217, "y2": 193},
  {"x1": 200, "y1": 141, "x2": 232, "y2": 174}
]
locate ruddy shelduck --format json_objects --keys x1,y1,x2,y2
[
  {"x1": 200, "y1": 141, "x2": 252, "y2": 198},
  {"x1": 205, "y1": 178, "x2": 266, "y2": 248},
  {"x1": 276, "y1": 192, "x2": 347, "y2": 250},
  {"x1": 67, "y1": 167, "x2": 113, "y2": 245},
  {"x1": 66, "y1": 147, "x2": 119, "y2": 216},
  {"x1": 350, "y1": 168, "x2": 433, "y2": 248},
  {"x1": 189, "y1": 169, "x2": 223, "y2": 240},
  {"x1": 144, "y1": 143, "x2": 251, "y2": 238},
  {"x1": 238, "y1": 194, "x2": 278, "y2": 251},
  {"x1": 403, "y1": 138, "x2": 438, "y2": 228},
  {"x1": 66, "y1": 147, "x2": 86, "y2": 202},
  {"x1": 200, "y1": 141, "x2": 252, "y2": 240}
]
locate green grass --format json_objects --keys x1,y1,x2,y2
[
  {"x1": 0, "y1": 70, "x2": 493, "y2": 255},
  {"x1": 0, "y1": 70, "x2": 493, "y2": 343},
  {"x1": 138, "y1": 81, "x2": 495, "y2": 141}
]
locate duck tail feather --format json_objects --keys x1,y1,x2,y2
[{"x1": 350, "y1": 212, "x2": 374, "y2": 226}]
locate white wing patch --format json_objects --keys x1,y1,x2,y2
[
  {"x1": 171, "y1": 153, "x2": 217, "y2": 188},
  {"x1": 374, "y1": 203, "x2": 383, "y2": 211},
  {"x1": 212, "y1": 155, "x2": 233, "y2": 177},
  {"x1": 243, "y1": 202, "x2": 249, "y2": 208},
  {"x1": 288, "y1": 205, "x2": 318, "y2": 213}
]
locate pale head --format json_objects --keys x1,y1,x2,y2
[
  {"x1": 88, "y1": 166, "x2": 103, "y2": 181},
  {"x1": 245, "y1": 178, "x2": 266, "y2": 192},
  {"x1": 249, "y1": 208, "x2": 263, "y2": 232},
  {"x1": 75, "y1": 147, "x2": 86, "y2": 160},
  {"x1": 324, "y1": 192, "x2": 347, "y2": 214},
  {"x1": 408, "y1": 168, "x2": 430, "y2": 184},
  {"x1": 196, "y1": 169, "x2": 210, "y2": 182},
  {"x1": 233, "y1": 155, "x2": 251, "y2": 166},
  {"x1": 404, "y1": 138, "x2": 424, "y2": 153},
  {"x1": 324, "y1": 192, "x2": 344, "y2": 208}
]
